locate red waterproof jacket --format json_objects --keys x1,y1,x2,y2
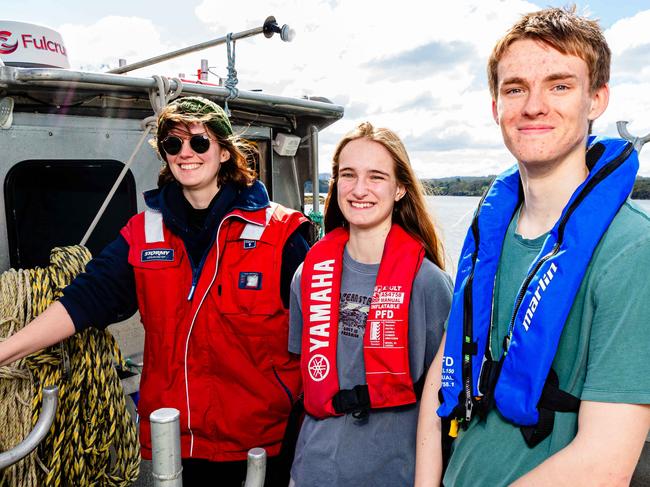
[{"x1": 121, "y1": 202, "x2": 306, "y2": 461}]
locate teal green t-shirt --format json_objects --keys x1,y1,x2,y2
[{"x1": 444, "y1": 201, "x2": 650, "y2": 487}]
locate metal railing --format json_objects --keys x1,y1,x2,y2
[
  {"x1": 0, "y1": 66, "x2": 344, "y2": 120},
  {"x1": 106, "y1": 17, "x2": 293, "y2": 75},
  {"x1": 150, "y1": 408, "x2": 268, "y2": 487},
  {"x1": 0, "y1": 385, "x2": 59, "y2": 470}
]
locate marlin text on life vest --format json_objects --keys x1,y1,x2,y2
[{"x1": 522, "y1": 262, "x2": 558, "y2": 331}]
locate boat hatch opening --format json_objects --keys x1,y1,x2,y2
[{"x1": 4, "y1": 159, "x2": 137, "y2": 269}]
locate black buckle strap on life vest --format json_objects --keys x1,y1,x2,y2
[
  {"x1": 462, "y1": 340, "x2": 478, "y2": 356},
  {"x1": 520, "y1": 368, "x2": 581, "y2": 448},
  {"x1": 332, "y1": 384, "x2": 370, "y2": 419},
  {"x1": 586, "y1": 142, "x2": 606, "y2": 171},
  {"x1": 475, "y1": 357, "x2": 503, "y2": 420}
]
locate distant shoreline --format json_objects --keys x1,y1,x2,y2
[
  {"x1": 421, "y1": 176, "x2": 650, "y2": 199},
  {"x1": 308, "y1": 176, "x2": 650, "y2": 199}
]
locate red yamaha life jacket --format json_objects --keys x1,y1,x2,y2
[
  {"x1": 121, "y1": 203, "x2": 306, "y2": 461},
  {"x1": 300, "y1": 224, "x2": 424, "y2": 418}
]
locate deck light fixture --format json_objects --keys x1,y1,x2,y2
[
  {"x1": 273, "y1": 133, "x2": 301, "y2": 157},
  {"x1": 263, "y1": 16, "x2": 295, "y2": 42}
]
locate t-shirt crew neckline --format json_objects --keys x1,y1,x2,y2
[
  {"x1": 512, "y1": 205, "x2": 548, "y2": 250},
  {"x1": 343, "y1": 246, "x2": 380, "y2": 275}
]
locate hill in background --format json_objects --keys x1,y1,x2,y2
[
  {"x1": 423, "y1": 176, "x2": 650, "y2": 199},
  {"x1": 307, "y1": 175, "x2": 650, "y2": 199}
]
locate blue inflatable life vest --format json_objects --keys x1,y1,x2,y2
[{"x1": 438, "y1": 137, "x2": 638, "y2": 439}]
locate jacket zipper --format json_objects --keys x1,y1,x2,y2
[
  {"x1": 186, "y1": 230, "x2": 216, "y2": 301},
  {"x1": 461, "y1": 185, "x2": 491, "y2": 422},
  {"x1": 187, "y1": 271, "x2": 198, "y2": 300},
  {"x1": 182, "y1": 211, "x2": 267, "y2": 455}
]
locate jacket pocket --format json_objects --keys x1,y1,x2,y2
[
  {"x1": 213, "y1": 238, "x2": 282, "y2": 334},
  {"x1": 130, "y1": 247, "x2": 188, "y2": 324}
]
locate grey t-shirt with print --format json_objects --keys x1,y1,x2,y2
[{"x1": 288, "y1": 248, "x2": 453, "y2": 487}]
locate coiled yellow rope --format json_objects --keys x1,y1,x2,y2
[
  {"x1": 0, "y1": 267, "x2": 37, "y2": 487},
  {"x1": 0, "y1": 246, "x2": 140, "y2": 486}
]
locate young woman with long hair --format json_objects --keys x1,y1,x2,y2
[{"x1": 288, "y1": 122, "x2": 453, "y2": 486}]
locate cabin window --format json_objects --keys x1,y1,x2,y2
[{"x1": 4, "y1": 160, "x2": 137, "y2": 269}]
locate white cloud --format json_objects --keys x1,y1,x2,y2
[
  {"x1": 603, "y1": 12, "x2": 650, "y2": 174},
  {"x1": 59, "y1": 16, "x2": 171, "y2": 71},
  {"x1": 607, "y1": 9, "x2": 650, "y2": 53},
  {"x1": 53, "y1": 2, "x2": 650, "y2": 177}
]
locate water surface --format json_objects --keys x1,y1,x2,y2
[{"x1": 427, "y1": 196, "x2": 650, "y2": 277}]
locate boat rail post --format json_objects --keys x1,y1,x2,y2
[
  {"x1": 150, "y1": 408, "x2": 183, "y2": 486},
  {"x1": 244, "y1": 447, "x2": 267, "y2": 487},
  {"x1": 307, "y1": 125, "x2": 325, "y2": 239},
  {"x1": 200, "y1": 59, "x2": 209, "y2": 81},
  {"x1": 0, "y1": 385, "x2": 58, "y2": 469},
  {"x1": 309, "y1": 125, "x2": 320, "y2": 215}
]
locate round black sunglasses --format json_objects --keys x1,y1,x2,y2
[{"x1": 161, "y1": 134, "x2": 214, "y2": 155}]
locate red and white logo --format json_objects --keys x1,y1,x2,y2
[
  {"x1": 308, "y1": 354, "x2": 330, "y2": 382},
  {"x1": 0, "y1": 21, "x2": 70, "y2": 68},
  {"x1": 0, "y1": 31, "x2": 18, "y2": 55}
]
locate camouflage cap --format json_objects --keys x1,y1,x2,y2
[{"x1": 165, "y1": 96, "x2": 233, "y2": 138}]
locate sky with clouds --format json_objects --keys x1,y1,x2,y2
[{"x1": 4, "y1": 0, "x2": 650, "y2": 178}]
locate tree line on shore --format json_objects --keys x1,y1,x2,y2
[
  {"x1": 422, "y1": 176, "x2": 650, "y2": 199},
  {"x1": 307, "y1": 176, "x2": 650, "y2": 199}
]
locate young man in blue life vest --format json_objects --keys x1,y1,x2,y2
[{"x1": 415, "y1": 7, "x2": 650, "y2": 487}]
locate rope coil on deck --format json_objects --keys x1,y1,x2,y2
[
  {"x1": 0, "y1": 268, "x2": 37, "y2": 487},
  {"x1": 0, "y1": 246, "x2": 140, "y2": 487}
]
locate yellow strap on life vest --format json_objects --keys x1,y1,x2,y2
[{"x1": 449, "y1": 418, "x2": 459, "y2": 438}]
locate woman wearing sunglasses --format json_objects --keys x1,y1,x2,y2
[
  {"x1": 288, "y1": 122, "x2": 453, "y2": 487},
  {"x1": 0, "y1": 96, "x2": 310, "y2": 486}
]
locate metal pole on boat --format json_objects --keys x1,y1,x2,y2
[
  {"x1": 9, "y1": 68, "x2": 345, "y2": 119},
  {"x1": 150, "y1": 408, "x2": 183, "y2": 487},
  {"x1": 107, "y1": 16, "x2": 293, "y2": 75},
  {"x1": 0, "y1": 386, "x2": 58, "y2": 470},
  {"x1": 244, "y1": 447, "x2": 267, "y2": 487},
  {"x1": 309, "y1": 125, "x2": 320, "y2": 214},
  {"x1": 617, "y1": 121, "x2": 650, "y2": 154},
  {"x1": 200, "y1": 59, "x2": 209, "y2": 81}
]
